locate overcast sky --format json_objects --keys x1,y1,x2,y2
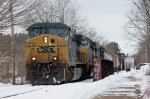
[{"x1": 74, "y1": 0, "x2": 135, "y2": 55}]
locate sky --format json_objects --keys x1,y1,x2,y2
[{"x1": 74, "y1": 0, "x2": 135, "y2": 55}]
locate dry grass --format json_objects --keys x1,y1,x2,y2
[
  {"x1": 93, "y1": 95, "x2": 141, "y2": 99},
  {"x1": 126, "y1": 76, "x2": 138, "y2": 82},
  {"x1": 145, "y1": 71, "x2": 150, "y2": 76},
  {"x1": 92, "y1": 76, "x2": 142, "y2": 99}
]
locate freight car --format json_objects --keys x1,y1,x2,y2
[
  {"x1": 93, "y1": 48, "x2": 119, "y2": 81},
  {"x1": 25, "y1": 23, "x2": 118, "y2": 85}
]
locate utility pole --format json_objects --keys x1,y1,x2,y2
[{"x1": 9, "y1": 0, "x2": 15, "y2": 85}]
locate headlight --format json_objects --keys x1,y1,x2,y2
[
  {"x1": 58, "y1": 42, "x2": 66, "y2": 46},
  {"x1": 53, "y1": 56, "x2": 57, "y2": 61},
  {"x1": 44, "y1": 37, "x2": 48, "y2": 43},
  {"x1": 32, "y1": 57, "x2": 36, "y2": 61},
  {"x1": 62, "y1": 61, "x2": 66, "y2": 64}
]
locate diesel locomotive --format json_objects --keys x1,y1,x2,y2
[{"x1": 25, "y1": 23, "x2": 117, "y2": 85}]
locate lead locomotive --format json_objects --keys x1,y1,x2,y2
[{"x1": 26, "y1": 23, "x2": 115, "y2": 85}]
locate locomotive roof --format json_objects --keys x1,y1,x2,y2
[{"x1": 27, "y1": 23, "x2": 70, "y2": 30}]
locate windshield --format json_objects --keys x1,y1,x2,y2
[
  {"x1": 81, "y1": 39, "x2": 89, "y2": 47},
  {"x1": 29, "y1": 27, "x2": 47, "y2": 37},
  {"x1": 28, "y1": 27, "x2": 68, "y2": 38}
]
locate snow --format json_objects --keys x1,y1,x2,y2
[{"x1": 0, "y1": 65, "x2": 150, "y2": 99}]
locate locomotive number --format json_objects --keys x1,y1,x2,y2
[{"x1": 37, "y1": 46, "x2": 55, "y2": 53}]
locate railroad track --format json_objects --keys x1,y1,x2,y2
[
  {"x1": 0, "y1": 78, "x2": 93, "y2": 99},
  {"x1": 0, "y1": 87, "x2": 43, "y2": 99}
]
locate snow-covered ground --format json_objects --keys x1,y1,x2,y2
[{"x1": 0, "y1": 65, "x2": 150, "y2": 99}]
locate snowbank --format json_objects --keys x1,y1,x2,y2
[{"x1": 0, "y1": 64, "x2": 149, "y2": 99}]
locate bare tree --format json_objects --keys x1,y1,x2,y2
[
  {"x1": 105, "y1": 42, "x2": 120, "y2": 55},
  {"x1": 0, "y1": 0, "x2": 38, "y2": 31},
  {"x1": 23, "y1": 0, "x2": 88, "y2": 32},
  {"x1": 81, "y1": 27, "x2": 107, "y2": 46},
  {"x1": 0, "y1": 0, "x2": 37, "y2": 84},
  {"x1": 126, "y1": 0, "x2": 150, "y2": 62},
  {"x1": 22, "y1": 0, "x2": 107, "y2": 44}
]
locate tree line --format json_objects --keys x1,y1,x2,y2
[{"x1": 0, "y1": 33, "x2": 27, "y2": 84}]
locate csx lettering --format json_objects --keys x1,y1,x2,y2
[{"x1": 37, "y1": 46, "x2": 55, "y2": 53}]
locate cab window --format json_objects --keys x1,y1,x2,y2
[
  {"x1": 29, "y1": 27, "x2": 48, "y2": 38},
  {"x1": 81, "y1": 39, "x2": 89, "y2": 47}
]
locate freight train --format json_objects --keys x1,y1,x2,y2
[{"x1": 25, "y1": 23, "x2": 120, "y2": 85}]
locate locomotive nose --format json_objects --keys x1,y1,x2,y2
[{"x1": 34, "y1": 35, "x2": 58, "y2": 61}]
